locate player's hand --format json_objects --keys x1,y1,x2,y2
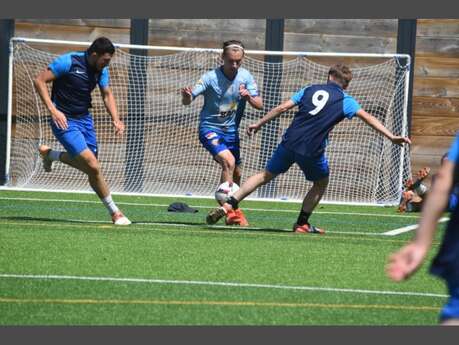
[
  {"x1": 386, "y1": 242, "x2": 428, "y2": 282},
  {"x1": 51, "y1": 109, "x2": 68, "y2": 130},
  {"x1": 181, "y1": 87, "x2": 192, "y2": 98},
  {"x1": 391, "y1": 136, "x2": 411, "y2": 146},
  {"x1": 113, "y1": 119, "x2": 125, "y2": 136},
  {"x1": 181, "y1": 87, "x2": 193, "y2": 105},
  {"x1": 246, "y1": 123, "x2": 261, "y2": 137},
  {"x1": 239, "y1": 84, "x2": 251, "y2": 100}
]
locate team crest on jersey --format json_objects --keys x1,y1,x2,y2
[{"x1": 205, "y1": 132, "x2": 218, "y2": 140}]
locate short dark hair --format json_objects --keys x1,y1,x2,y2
[
  {"x1": 222, "y1": 40, "x2": 245, "y2": 56},
  {"x1": 328, "y1": 64, "x2": 352, "y2": 89},
  {"x1": 87, "y1": 37, "x2": 115, "y2": 56},
  {"x1": 441, "y1": 152, "x2": 449, "y2": 164}
]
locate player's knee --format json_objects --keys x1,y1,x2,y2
[
  {"x1": 221, "y1": 156, "x2": 235, "y2": 171},
  {"x1": 86, "y1": 158, "x2": 101, "y2": 176},
  {"x1": 261, "y1": 170, "x2": 274, "y2": 184},
  {"x1": 313, "y1": 177, "x2": 329, "y2": 191}
]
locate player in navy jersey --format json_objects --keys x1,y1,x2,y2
[
  {"x1": 206, "y1": 64, "x2": 411, "y2": 232},
  {"x1": 33, "y1": 37, "x2": 131, "y2": 225},
  {"x1": 181, "y1": 40, "x2": 263, "y2": 226},
  {"x1": 388, "y1": 133, "x2": 459, "y2": 325}
]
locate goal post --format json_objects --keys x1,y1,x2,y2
[{"x1": 5, "y1": 37, "x2": 411, "y2": 205}]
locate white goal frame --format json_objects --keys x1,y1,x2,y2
[{"x1": 4, "y1": 37, "x2": 411, "y2": 206}]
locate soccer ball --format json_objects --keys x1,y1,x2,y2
[{"x1": 215, "y1": 181, "x2": 240, "y2": 203}]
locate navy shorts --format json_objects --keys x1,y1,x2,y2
[
  {"x1": 199, "y1": 129, "x2": 241, "y2": 165},
  {"x1": 51, "y1": 113, "x2": 98, "y2": 158},
  {"x1": 440, "y1": 280, "x2": 459, "y2": 322},
  {"x1": 266, "y1": 143, "x2": 329, "y2": 181}
]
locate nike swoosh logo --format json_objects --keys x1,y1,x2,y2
[{"x1": 75, "y1": 70, "x2": 86, "y2": 75}]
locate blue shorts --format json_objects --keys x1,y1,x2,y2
[
  {"x1": 266, "y1": 143, "x2": 329, "y2": 181},
  {"x1": 51, "y1": 114, "x2": 98, "y2": 158},
  {"x1": 199, "y1": 129, "x2": 241, "y2": 165},
  {"x1": 440, "y1": 280, "x2": 459, "y2": 322}
]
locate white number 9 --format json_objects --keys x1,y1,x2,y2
[{"x1": 309, "y1": 90, "x2": 329, "y2": 115}]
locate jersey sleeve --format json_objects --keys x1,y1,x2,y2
[
  {"x1": 343, "y1": 93, "x2": 362, "y2": 119},
  {"x1": 290, "y1": 87, "x2": 307, "y2": 105},
  {"x1": 244, "y1": 72, "x2": 259, "y2": 97},
  {"x1": 98, "y1": 67, "x2": 110, "y2": 88},
  {"x1": 191, "y1": 73, "x2": 209, "y2": 99},
  {"x1": 447, "y1": 134, "x2": 459, "y2": 163},
  {"x1": 48, "y1": 53, "x2": 72, "y2": 78}
]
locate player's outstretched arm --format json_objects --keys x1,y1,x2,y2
[
  {"x1": 101, "y1": 86, "x2": 124, "y2": 136},
  {"x1": 247, "y1": 99, "x2": 295, "y2": 136},
  {"x1": 33, "y1": 69, "x2": 68, "y2": 130},
  {"x1": 387, "y1": 159, "x2": 454, "y2": 281},
  {"x1": 356, "y1": 109, "x2": 411, "y2": 146}
]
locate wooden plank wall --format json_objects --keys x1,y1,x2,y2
[
  {"x1": 412, "y1": 19, "x2": 459, "y2": 174},
  {"x1": 14, "y1": 19, "x2": 459, "y2": 177}
]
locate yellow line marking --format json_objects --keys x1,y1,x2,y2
[{"x1": 0, "y1": 297, "x2": 440, "y2": 312}]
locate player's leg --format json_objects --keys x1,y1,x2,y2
[
  {"x1": 439, "y1": 281, "x2": 459, "y2": 325},
  {"x1": 232, "y1": 170, "x2": 275, "y2": 202},
  {"x1": 292, "y1": 152, "x2": 329, "y2": 234},
  {"x1": 199, "y1": 130, "x2": 236, "y2": 185},
  {"x1": 206, "y1": 143, "x2": 291, "y2": 225},
  {"x1": 225, "y1": 139, "x2": 249, "y2": 226},
  {"x1": 200, "y1": 129, "x2": 244, "y2": 224},
  {"x1": 214, "y1": 150, "x2": 236, "y2": 185},
  {"x1": 42, "y1": 117, "x2": 130, "y2": 225},
  {"x1": 293, "y1": 177, "x2": 328, "y2": 234}
]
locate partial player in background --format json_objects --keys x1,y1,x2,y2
[
  {"x1": 398, "y1": 167, "x2": 431, "y2": 212},
  {"x1": 181, "y1": 40, "x2": 263, "y2": 226},
  {"x1": 33, "y1": 37, "x2": 131, "y2": 225},
  {"x1": 399, "y1": 154, "x2": 459, "y2": 213},
  {"x1": 207, "y1": 64, "x2": 411, "y2": 232},
  {"x1": 387, "y1": 133, "x2": 459, "y2": 325}
]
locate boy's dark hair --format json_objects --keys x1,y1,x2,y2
[
  {"x1": 328, "y1": 64, "x2": 352, "y2": 89},
  {"x1": 222, "y1": 40, "x2": 245, "y2": 56},
  {"x1": 441, "y1": 152, "x2": 449, "y2": 164},
  {"x1": 87, "y1": 37, "x2": 115, "y2": 56}
]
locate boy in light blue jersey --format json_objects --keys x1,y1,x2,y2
[
  {"x1": 34, "y1": 37, "x2": 130, "y2": 225},
  {"x1": 388, "y1": 133, "x2": 459, "y2": 325},
  {"x1": 182, "y1": 40, "x2": 263, "y2": 226},
  {"x1": 207, "y1": 64, "x2": 411, "y2": 231}
]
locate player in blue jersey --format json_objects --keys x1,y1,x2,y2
[
  {"x1": 33, "y1": 37, "x2": 131, "y2": 225},
  {"x1": 181, "y1": 40, "x2": 263, "y2": 226},
  {"x1": 206, "y1": 63, "x2": 411, "y2": 232},
  {"x1": 388, "y1": 133, "x2": 459, "y2": 325}
]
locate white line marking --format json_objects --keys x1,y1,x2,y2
[
  {"x1": 0, "y1": 196, "x2": 420, "y2": 219},
  {"x1": 0, "y1": 273, "x2": 448, "y2": 299},
  {"x1": 383, "y1": 217, "x2": 450, "y2": 236}
]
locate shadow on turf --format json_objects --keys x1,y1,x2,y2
[
  {"x1": 0, "y1": 216, "x2": 101, "y2": 224},
  {"x1": 140, "y1": 220, "x2": 290, "y2": 233},
  {"x1": 0, "y1": 216, "x2": 291, "y2": 233}
]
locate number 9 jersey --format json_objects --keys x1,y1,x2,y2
[{"x1": 282, "y1": 81, "x2": 361, "y2": 157}]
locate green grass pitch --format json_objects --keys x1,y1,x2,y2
[{"x1": 0, "y1": 189, "x2": 449, "y2": 325}]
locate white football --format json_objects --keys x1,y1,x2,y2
[{"x1": 215, "y1": 182, "x2": 240, "y2": 203}]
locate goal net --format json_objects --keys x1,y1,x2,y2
[{"x1": 6, "y1": 38, "x2": 411, "y2": 205}]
